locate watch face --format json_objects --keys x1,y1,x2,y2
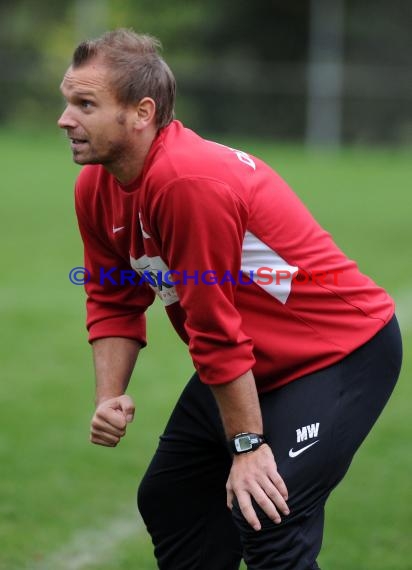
[{"x1": 235, "y1": 435, "x2": 252, "y2": 452}]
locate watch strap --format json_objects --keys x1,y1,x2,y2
[{"x1": 230, "y1": 432, "x2": 266, "y2": 455}]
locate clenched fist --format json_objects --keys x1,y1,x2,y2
[{"x1": 90, "y1": 395, "x2": 135, "y2": 447}]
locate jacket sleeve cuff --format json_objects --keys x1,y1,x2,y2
[
  {"x1": 87, "y1": 313, "x2": 147, "y2": 347},
  {"x1": 193, "y1": 347, "x2": 256, "y2": 385}
]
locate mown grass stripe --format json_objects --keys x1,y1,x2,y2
[{"x1": 31, "y1": 514, "x2": 144, "y2": 570}]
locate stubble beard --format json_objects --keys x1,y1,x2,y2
[
  {"x1": 72, "y1": 136, "x2": 131, "y2": 168},
  {"x1": 72, "y1": 110, "x2": 131, "y2": 167}
]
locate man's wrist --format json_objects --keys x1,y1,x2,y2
[
  {"x1": 229, "y1": 432, "x2": 267, "y2": 455},
  {"x1": 95, "y1": 392, "x2": 124, "y2": 407}
]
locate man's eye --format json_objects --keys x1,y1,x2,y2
[{"x1": 80, "y1": 100, "x2": 93, "y2": 109}]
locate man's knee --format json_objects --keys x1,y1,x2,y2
[
  {"x1": 231, "y1": 497, "x2": 279, "y2": 534},
  {"x1": 231, "y1": 498, "x2": 324, "y2": 570},
  {"x1": 137, "y1": 469, "x2": 159, "y2": 525}
]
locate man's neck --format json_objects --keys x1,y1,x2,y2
[{"x1": 106, "y1": 127, "x2": 158, "y2": 185}]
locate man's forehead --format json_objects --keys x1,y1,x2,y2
[{"x1": 60, "y1": 62, "x2": 110, "y2": 94}]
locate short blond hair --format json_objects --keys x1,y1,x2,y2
[{"x1": 72, "y1": 28, "x2": 176, "y2": 129}]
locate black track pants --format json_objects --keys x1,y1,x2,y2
[{"x1": 138, "y1": 316, "x2": 402, "y2": 570}]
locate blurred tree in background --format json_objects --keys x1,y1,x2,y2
[
  {"x1": 0, "y1": 0, "x2": 411, "y2": 143},
  {"x1": 0, "y1": 0, "x2": 69, "y2": 124},
  {"x1": 171, "y1": 1, "x2": 309, "y2": 137},
  {"x1": 344, "y1": 0, "x2": 412, "y2": 143}
]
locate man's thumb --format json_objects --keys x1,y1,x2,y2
[{"x1": 119, "y1": 395, "x2": 135, "y2": 423}]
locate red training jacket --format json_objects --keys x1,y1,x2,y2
[{"x1": 75, "y1": 120, "x2": 394, "y2": 392}]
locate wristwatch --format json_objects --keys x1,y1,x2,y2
[{"x1": 230, "y1": 432, "x2": 266, "y2": 455}]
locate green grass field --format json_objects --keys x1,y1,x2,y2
[{"x1": 0, "y1": 128, "x2": 411, "y2": 570}]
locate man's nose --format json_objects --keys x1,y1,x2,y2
[{"x1": 57, "y1": 106, "x2": 77, "y2": 129}]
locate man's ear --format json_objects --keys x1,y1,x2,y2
[{"x1": 134, "y1": 97, "x2": 156, "y2": 130}]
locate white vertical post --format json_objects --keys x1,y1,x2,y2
[{"x1": 306, "y1": 0, "x2": 345, "y2": 148}]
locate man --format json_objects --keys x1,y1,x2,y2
[{"x1": 58, "y1": 29, "x2": 402, "y2": 570}]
